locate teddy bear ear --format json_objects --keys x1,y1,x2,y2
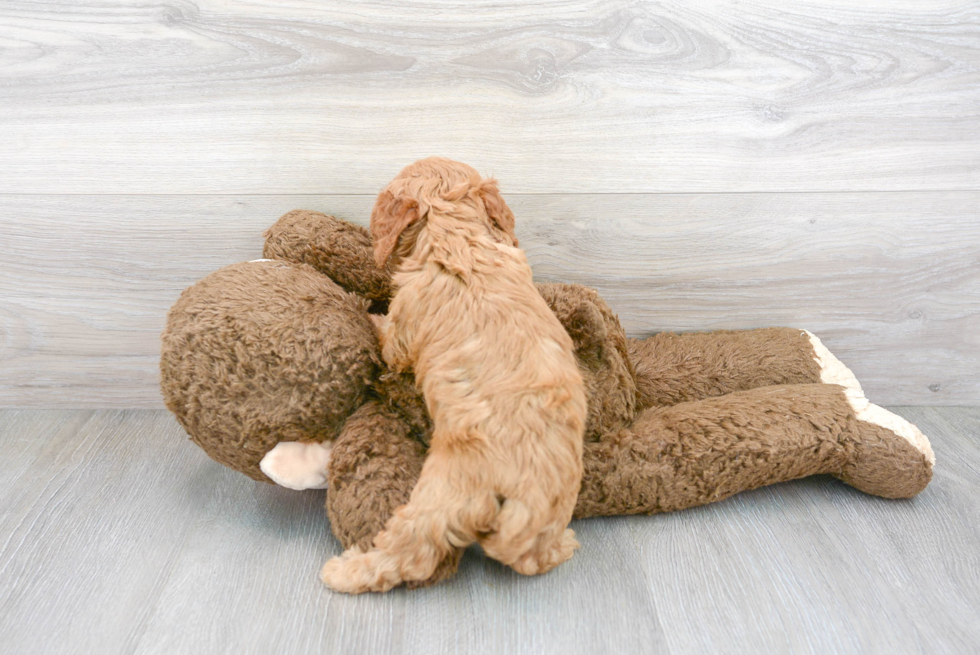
[
  {"x1": 370, "y1": 189, "x2": 423, "y2": 268},
  {"x1": 478, "y1": 179, "x2": 518, "y2": 246}
]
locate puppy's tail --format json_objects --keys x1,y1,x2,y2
[
  {"x1": 480, "y1": 492, "x2": 579, "y2": 576},
  {"x1": 319, "y1": 449, "x2": 500, "y2": 593}
]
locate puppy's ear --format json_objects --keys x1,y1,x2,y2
[
  {"x1": 479, "y1": 180, "x2": 518, "y2": 246},
  {"x1": 371, "y1": 190, "x2": 423, "y2": 268}
]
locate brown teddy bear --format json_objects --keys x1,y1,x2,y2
[{"x1": 161, "y1": 209, "x2": 935, "y2": 588}]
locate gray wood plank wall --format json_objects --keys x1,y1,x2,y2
[{"x1": 1, "y1": 1, "x2": 978, "y2": 407}]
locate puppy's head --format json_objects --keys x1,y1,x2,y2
[{"x1": 370, "y1": 157, "x2": 517, "y2": 268}]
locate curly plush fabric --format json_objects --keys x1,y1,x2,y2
[
  {"x1": 160, "y1": 209, "x2": 935, "y2": 591},
  {"x1": 264, "y1": 210, "x2": 392, "y2": 304},
  {"x1": 628, "y1": 328, "x2": 823, "y2": 409},
  {"x1": 160, "y1": 260, "x2": 380, "y2": 481}
]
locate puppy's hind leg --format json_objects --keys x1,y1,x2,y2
[
  {"x1": 481, "y1": 496, "x2": 579, "y2": 576},
  {"x1": 510, "y1": 526, "x2": 579, "y2": 576},
  {"x1": 320, "y1": 448, "x2": 496, "y2": 594}
]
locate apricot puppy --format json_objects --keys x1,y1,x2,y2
[{"x1": 319, "y1": 158, "x2": 587, "y2": 593}]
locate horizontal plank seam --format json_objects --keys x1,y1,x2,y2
[
  {"x1": 0, "y1": 189, "x2": 978, "y2": 198},
  {"x1": 3, "y1": 404, "x2": 974, "y2": 410}
]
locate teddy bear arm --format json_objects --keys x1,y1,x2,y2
[
  {"x1": 628, "y1": 327, "x2": 824, "y2": 410},
  {"x1": 535, "y1": 282, "x2": 639, "y2": 439},
  {"x1": 326, "y1": 401, "x2": 425, "y2": 550},
  {"x1": 259, "y1": 441, "x2": 334, "y2": 490},
  {"x1": 264, "y1": 210, "x2": 392, "y2": 301},
  {"x1": 326, "y1": 400, "x2": 465, "y2": 586},
  {"x1": 160, "y1": 260, "x2": 380, "y2": 484}
]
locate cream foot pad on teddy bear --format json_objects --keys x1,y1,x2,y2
[{"x1": 805, "y1": 330, "x2": 934, "y2": 465}]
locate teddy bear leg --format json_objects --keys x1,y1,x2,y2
[
  {"x1": 325, "y1": 401, "x2": 463, "y2": 587},
  {"x1": 628, "y1": 327, "x2": 823, "y2": 409},
  {"x1": 575, "y1": 379, "x2": 934, "y2": 519},
  {"x1": 806, "y1": 331, "x2": 935, "y2": 497},
  {"x1": 574, "y1": 383, "x2": 856, "y2": 518}
]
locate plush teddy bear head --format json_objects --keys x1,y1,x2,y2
[
  {"x1": 160, "y1": 258, "x2": 380, "y2": 482},
  {"x1": 160, "y1": 210, "x2": 639, "y2": 482}
]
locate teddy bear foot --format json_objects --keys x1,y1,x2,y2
[
  {"x1": 806, "y1": 331, "x2": 935, "y2": 498},
  {"x1": 838, "y1": 413, "x2": 935, "y2": 498},
  {"x1": 259, "y1": 441, "x2": 333, "y2": 490}
]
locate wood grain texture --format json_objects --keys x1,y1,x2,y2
[
  {"x1": 2, "y1": 192, "x2": 977, "y2": 407},
  {"x1": 0, "y1": 410, "x2": 229, "y2": 655},
  {"x1": 0, "y1": 1, "x2": 978, "y2": 194},
  {"x1": 629, "y1": 407, "x2": 980, "y2": 654},
  {"x1": 399, "y1": 517, "x2": 665, "y2": 655},
  {"x1": 0, "y1": 408, "x2": 977, "y2": 654}
]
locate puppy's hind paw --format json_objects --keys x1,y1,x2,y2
[{"x1": 511, "y1": 528, "x2": 580, "y2": 576}]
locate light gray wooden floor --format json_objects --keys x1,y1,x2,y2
[{"x1": 1, "y1": 408, "x2": 978, "y2": 655}]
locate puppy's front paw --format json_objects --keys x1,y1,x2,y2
[
  {"x1": 320, "y1": 549, "x2": 365, "y2": 594},
  {"x1": 320, "y1": 546, "x2": 400, "y2": 594}
]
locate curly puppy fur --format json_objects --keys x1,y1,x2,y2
[
  {"x1": 319, "y1": 158, "x2": 587, "y2": 593},
  {"x1": 370, "y1": 283, "x2": 638, "y2": 448}
]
